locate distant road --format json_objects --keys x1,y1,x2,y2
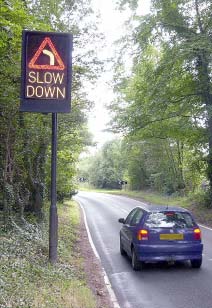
[{"x1": 75, "y1": 191, "x2": 212, "y2": 308}]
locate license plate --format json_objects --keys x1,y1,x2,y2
[{"x1": 160, "y1": 233, "x2": 184, "y2": 240}]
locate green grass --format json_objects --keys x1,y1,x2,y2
[{"x1": 0, "y1": 201, "x2": 96, "y2": 308}]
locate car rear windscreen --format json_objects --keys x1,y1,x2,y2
[{"x1": 144, "y1": 211, "x2": 195, "y2": 228}]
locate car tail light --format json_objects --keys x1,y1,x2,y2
[
  {"x1": 137, "y1": 229, "x2": 148, "y2": 240},
  {"x1": 194, "y1": 228, "x2": 201, "y2": 240}
]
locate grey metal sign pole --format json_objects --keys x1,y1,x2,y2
[{"x1": 49, "y1": 112, "x2": 58, "y2": 264}]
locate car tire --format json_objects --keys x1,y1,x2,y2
[
  {"x1": 120, "y1": 237, "x2": 125, "y2": 256},
  {"x1": 131, "y1": 248, "x2": 141, "y2": 271},
  {"x1": 191, "y1": 258, "x2": 202, "y2": 269}
]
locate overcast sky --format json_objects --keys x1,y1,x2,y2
[{"x1": 87, "y1": 0, "x2": 150, "y2": 148}]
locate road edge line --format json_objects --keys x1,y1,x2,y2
[
  {"x1": 79, "y1": 202, "x2": 121, "y2": 308},
  {"x1": 180, "y1": 207, "x2": 212, "y2": 231},
  {"x1": 199, "y1": 223, "x2": 212, "y2": 231}
]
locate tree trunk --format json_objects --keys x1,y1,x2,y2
[{"x1": 176, "y1": 141, "x2": 185, "y2": 191}]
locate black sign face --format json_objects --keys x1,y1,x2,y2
[{"x1": 20, "y1": 31, "x2": 73, "y2": 113}]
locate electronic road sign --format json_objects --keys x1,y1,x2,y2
[{"x1": 20, "y1": 30, "x2": 73, "y2": 113}]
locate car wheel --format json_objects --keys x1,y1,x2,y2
[
  {"x1": 131, "y1": 248, "x2": 141, "y2": 271},
  {"x1": 191, "y1": 258, "x2": 202, "y2": 269},
  {"x1": 120, "y1": 237, "x2": 125, "y2": 256}
]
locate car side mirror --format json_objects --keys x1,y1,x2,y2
[{"x1": 118, "y1": 218, "x2": 125, "y2": 224}]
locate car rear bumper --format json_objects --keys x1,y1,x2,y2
[{"x1": 135, "y1": 243, "x2": 203, "y2": 262}]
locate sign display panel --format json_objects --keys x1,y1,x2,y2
[{"x1": 20, "y1": 31, "x2": 73, "y2": 113}]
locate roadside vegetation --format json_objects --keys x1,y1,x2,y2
[
  {"x1": 0, "y1": 200, "x2": 96, "y2": 308},
  {"x1": 78, "y1": 137, "x2": 210, "y2": 206},
  {"x1": 0, "y1": 0, "x2": 100, "y2": 227}
]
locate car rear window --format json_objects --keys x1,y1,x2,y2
[{"x1": 144, "y1": 211, "x2": 195, "y2": 228}]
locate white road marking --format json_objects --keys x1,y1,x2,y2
[
  {"x1": 119, "y1": 195, "x2": 147, "y2": 206},
  {"x1": 199, "y1": 224, "x2": 212, "y2": 231},
  {"x1": 121, "y1": 209, "x2": 129, "y2": 214},
  {"x1": 80, "y1": 202, "x2": 100, "y2": 259},
  {"x1": 79, "y1": 202, "x2": 121, "y2": 308}
]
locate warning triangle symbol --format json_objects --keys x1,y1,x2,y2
[{"x1": 28, "y1": 37, "x2": 65, "y2": 71}]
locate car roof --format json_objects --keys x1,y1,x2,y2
[{"x1": 136, "y1": 204, "x2": 190, "y2": 213}]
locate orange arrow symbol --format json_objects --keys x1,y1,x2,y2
[{"x1": 28, "y1": 37, "x2": 65, "y2": 70}]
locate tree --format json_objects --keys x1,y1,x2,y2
[
  {"x1": 0, "y1": 0, "x2": 41, "y2": 224},
  {"x1": 0, "y1": 0, "x2": 102, "y2": 227},
  {"x1": 110, "y1": 0, "x2": 212, "y2": 201},
  {"x1": 79, "y1": 139, "x2": 126, "y2": 189}
]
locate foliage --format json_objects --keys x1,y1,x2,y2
[
  {"x1": 0, "y1": 0, "x2": 101, "y2": 225},
  {"x1": 107, "y1": 0, "x2": 212, "y2": 202},
  {"x1": 0, "y1": 200, "x2": 96, "y2": 308},
  {"x1": 80, "y1": 136, "x2": 206, "y2": 195},
  {"x1": 78, "y1": 139, "x2": 126, "y2": 189}
]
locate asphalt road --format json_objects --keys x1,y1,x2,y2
[{"x1": 75, "y1": 191, "x2": 212, "y2": 308}]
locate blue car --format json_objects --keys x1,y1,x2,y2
[{"x1": 118, "y1": 205, "x2": 203, "y2": 271}]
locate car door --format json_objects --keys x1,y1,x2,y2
[
  {"x1": 121, "y1": 208, "x2": 138, "y2": 254},
  {"x1": 121, "y1": 208, "x2": 144, "y2": 256}
]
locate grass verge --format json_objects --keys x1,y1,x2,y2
[{"x1": 0, "y1": 200, "x2": 96, "y2": 308}]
